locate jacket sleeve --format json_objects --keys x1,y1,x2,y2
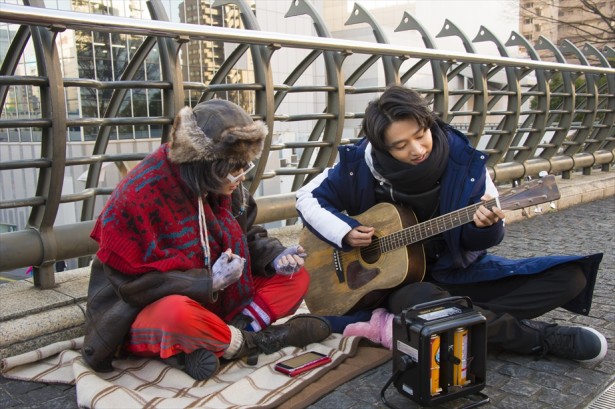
[
  {"x1": 235, "y1": 192, "x2": 285, "y2": 276},
  {"x1": 296, "y1": 165, "x2": 362, "y2": 250},
  {"x1": 459, "y1": 170, "x2": 505, "y2": 251},
  {"x1": 460, "y1": 220, "x2": 505, "y2": 251},
  {"x1": 105, "y1": 262, "x2": 217, "y2": 307}
]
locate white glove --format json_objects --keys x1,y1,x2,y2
[
  {"x1": 212, "y1": 249, "x2": 245, "y2": 291},
  {"x1": 272, "y1": 245, "x2": 307, "y2": 276}
]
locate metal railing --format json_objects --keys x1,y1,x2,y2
[{"x1": 0, "y1": 0, "x2": 613, "y2": 287}]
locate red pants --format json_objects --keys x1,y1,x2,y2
[{"x1": 125, "y1": 269, "x2": 309, "y2": 359}]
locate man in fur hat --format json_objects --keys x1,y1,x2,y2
[{"x1": 82, "y1": 99, "x2": 331, "y2": 381}]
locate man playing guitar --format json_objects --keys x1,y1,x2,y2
[{"x1": 296, "y1": 85, "x2": 606, "y2": 363}]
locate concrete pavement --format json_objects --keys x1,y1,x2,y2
[
  {"x1": 1, "y1": 171, "x2": 614, "y2": 408},
  {"x1": 307, "y1": 193, "x2": 615, "y2": 409}
]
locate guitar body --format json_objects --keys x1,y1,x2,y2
[
  {"x1": 299, "y1": 175, "x2": 561, "y2": 316},
  {"x1": 300, "y1": 203, "x2": 426, "y2": 316}
]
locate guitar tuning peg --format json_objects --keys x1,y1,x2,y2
[
  {"x1": 538, "y1": 171, "x2": 549, "y2": 178},
  {"x1": 525, "y1": 175, "x2": 532, "y2": 181},
  {"x1": 521, "y1": 208, "x2": 529, "y2": 217},
  {"x1": 534, "y1": 206, "x2": 543, "y2": 213},
  {"x1": 549, "y1": 202, "x2": 556, "y2": 209}
]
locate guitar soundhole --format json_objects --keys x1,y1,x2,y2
[
  {"x1": 360, "y1": 236, "x2": 381, "y2": 264},
  {"x1": 346, "y1": 261, "x2": 380, "y2": 290}
]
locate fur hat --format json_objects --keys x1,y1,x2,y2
[{"x1": 169, "y1": 99, "x2": 266, "y2": 165}]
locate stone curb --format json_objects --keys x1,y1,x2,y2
[{"x1": 1, "y1": 172, "x2": 613, "y2": 360}]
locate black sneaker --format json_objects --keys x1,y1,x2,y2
[{"x1": 522, "y1": 320, "x2": 608, "y2": 363}]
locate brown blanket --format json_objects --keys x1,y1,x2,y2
[{"x1": 1, "y1": 333, "x2": 390, "y2": 408}]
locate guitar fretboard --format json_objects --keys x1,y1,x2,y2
[{"x1": 379, "y1": 198, "x2": 498, "y2": 252}]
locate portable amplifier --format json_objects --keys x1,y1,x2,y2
[{"x1": 381, "y1": 296, "x2": 489, "y2": 408}]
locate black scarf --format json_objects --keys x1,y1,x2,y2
[{"x1": 372, "y1": 122, "x2": 449, "y2": 195}]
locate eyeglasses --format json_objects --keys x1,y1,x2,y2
[{"x1": 226, "y1": 161, "x2": 255, "y2": 183}]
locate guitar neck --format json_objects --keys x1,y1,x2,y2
[
  {"x1": 367, "y1": 175, "x2": 558, "y2": 255},
  {"x1": 379, "y1": 198, "x2": 497, "y2": 252}
]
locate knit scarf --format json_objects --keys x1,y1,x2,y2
[
  {"x1": 372, "y1": 121, "x2": 449, "y2": 195},
  {"x1": 91, "y1": 144, "x2": 254, "y2": 320}
]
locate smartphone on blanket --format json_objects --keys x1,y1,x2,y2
[{"x1": 274, "y1": 351, "x2": 332, "y2": 377}]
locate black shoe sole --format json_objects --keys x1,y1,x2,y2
[{"x1": 184, "y1": 349, "x2": 220, "y2": 381}]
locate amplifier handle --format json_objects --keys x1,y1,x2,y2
[{"x1": 404, "y1": 295, "x2": 474, "y2": 313}]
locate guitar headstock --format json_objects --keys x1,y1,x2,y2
[{"x1": 499, "y1": 175, "x2": 560, "y2": 211}]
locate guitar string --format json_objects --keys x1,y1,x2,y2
[
  {"x1": 335, "y1": 179, "x2": 552, "y2": 276},
  {"x1": 351, "y1": 195, "x2": 508, "y2": 260}
]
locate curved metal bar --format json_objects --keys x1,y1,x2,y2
[
  {"x1": 285, "y1": 0, "x2": 330, "y2": 37},
  {"x1": 436, "y1": 19, "x2": 487, "y2": 146},
  {"x1": 200, "y1": 3, "x2": 259, "y2": 104},
  {"x1": 273, "y1": 49, "x2": 322, "y2": 110},
  {"x1": 203, "y1": 1, "x2": 255, "y2": 102},
  {"x1": 0, "y1": 192, "x2": 289, "y2": 273},
  {"x1": 285, "y1": 0, "x2": 345, "y2": 192},
  {"x1": 345, "y1": 55, "x2": 381, "y2": 85},
  {"x1": 81, "y1": 0, "x2": 183, "y2": 227},
  {"x1": 79, "y1": 37, "x2": 158, "y2": 224},
  {"x1": 148, "y1": 0, "x2": 186, "y2": 140},
  {"x1": 199, "y1": 43, "x2": 252, "y2": 102},
  {"x1": 1, "y1": 3, "x2": 612, "y2": 74},
  {"x1": 345, "y1": 2, "x2": 400, "y2": 84},
  {"x1": 283, "y1": 0, "x2": 333, "y2": 188},
  {"x1": 286, "y1": 51, "x2": 380, "y2": 191},
  {"x1": 395, "y1": 12, "x2": 449, "y2": 121},
  {"x1": 599, "y1": 46, "x2": 615, "y2": 153},
  {"x1": 472, "y1": 26, "x2": 520, "y2": 167},
  {"x1": 77, "y1": 0, "x2": 184, "y2": 267},
  {"x1": 533, "y1": 35, "x2": 576, "y2": 161},
  {"x1": 21, "y1": 0, "x2": 68, "y2": 287},
  {"x1": 503, "y1": 33, "x2": 550, "y2": 163},
  {"x1": 212, "y1": 0, "x2": 274, "y2": 195},
  {"x1": 0, "y1": 25, "x2": 31, "y2": 111},
  {"x1": 580, "y1": 43, "x2": 614, "y2": 154},
  {"x1": 559, "y1": 40, "x2": 598, "y2": 158},
  {"x1": 0, "y1": 3, "x2": 614, "y2": 277},
  {"x1": 279, "y1": 0, "x2": 328, "y2": 116}
]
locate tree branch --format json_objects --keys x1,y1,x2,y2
[{"x1": 520, "y1": 0, "x2": 614, "y2": 46}]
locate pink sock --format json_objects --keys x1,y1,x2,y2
[
  {"x1": 380, "y1": 311, "x2": 394, "y2": 350},
  {"x1": 343, "y1": 319, "x2": 381, "y2": 344},
  {"x1": 343, "y1": 308, "x2": 394, "y2": 350}
]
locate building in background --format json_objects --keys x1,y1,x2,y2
[
  {"x1": 519, "y1": 0, "x2": 614, "y2": 62},
  {"x1": 1, "y1": 0, "x2": 525, "y2": 253},
  {"x1": 178, "y1": 0, "x2": 256, "y2": 109}
]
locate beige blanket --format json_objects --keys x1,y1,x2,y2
[{"x1": 1, "y1": 333, "x2": 391, "y2": 409}]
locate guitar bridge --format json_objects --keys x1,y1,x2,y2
[{"x1": 333, "y1": 249, "x2": 345, "y2": 284}]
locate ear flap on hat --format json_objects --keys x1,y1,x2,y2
[{"x1": 168, "y1": 106, "x2": 211, "y2": 164}]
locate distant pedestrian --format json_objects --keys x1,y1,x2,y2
[{"x1": 55, "y1": 261, "x2": 66, "y2": 272}]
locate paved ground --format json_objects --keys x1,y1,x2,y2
[{"x1": 1, "y1": 197, "x2": 614, "y2": 409}]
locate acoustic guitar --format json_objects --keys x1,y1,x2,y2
[{"x1": 299, "y1": 175, "x2": 561, "y2": 315}]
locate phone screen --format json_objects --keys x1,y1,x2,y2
[{"x1": 277, "y1": 352, "x2": 326, "y2": 369}]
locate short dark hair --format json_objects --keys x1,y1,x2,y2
[
  {"x1": 361, "y1": 85, "x2": 438, "y2": 151},
  {"x1": 179, "y1": 159, "x2": 248, "y2": 196}
]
